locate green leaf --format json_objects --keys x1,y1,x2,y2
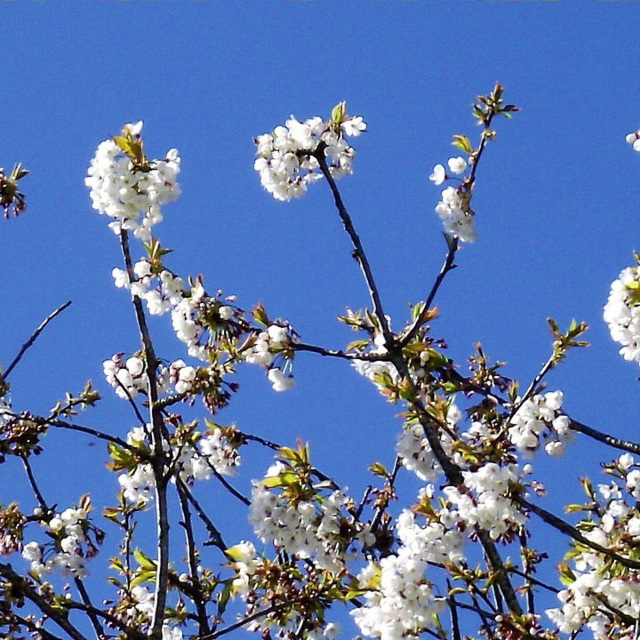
[
  {"x1": 251, "y1": 303, "x2": 269, "y2": 326},
  {"x1": 134, "y1": 548, "x2": 157, "y2": 571},
  {"x1": 369, "y1": 461, "x2": 389, "y2": 478},
  {"x1": 451, "y1": 134, "x2": 473, "y2": 154},
  {"x1": 331, "y1": 101, "x2": 346, "y2": 125}
]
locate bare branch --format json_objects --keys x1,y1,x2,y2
[{"x1": 2, "y1": 300, "x2": 72, "y2": 381}]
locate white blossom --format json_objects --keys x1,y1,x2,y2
[
  {"x1": 508, "y1": 390, "x2": 573, "y2": 458},
  {"x1": 254, "y1": 110, "x2": 365, "y2": 201},
  {"x1": 604, "y1": 263, "x2": 640, "y2": 364},
  {"x1": 85, "y1": 122, "x2": 181, "y2": 240}
]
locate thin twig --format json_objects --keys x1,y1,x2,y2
[
  {"x1": 177, "y1": 482, "x2": 211, "y2": 635},
  {"x1": 370, "y1": 456, "x2": 402, "y2": 532},
  {"x1": 20, "y1": 454, "x2": 49, "y2": 512},
  {"x1": 2, "y1": 300, "x2": 72, "y2": 381},
  {"x1": 199, "y1": 599, "x2": 300, "y2": 640},
  {"x1": 207, "y1": 462, "x2": 251, "y2": 506},
  {"x1": 447, "y1": 580, "x2": 462, "y2": 640},
  {"x1": 507, "y1": 353, "x2": 555, "y2": 424},
  {"x1": 315, "y1": 149, "x2": 393, "y2": 346},
  {"x1": 569, "y1": 418, "x2": 640, "y2": 455},
  {"x1": 13, "y1": 613, "x2": 64, "y2": 640},
  {"x1": 14, "y1": 413, "x2": 135, "y2": 451},
  {"x1": 518, "y1": 533, "x2": 535, "y2": 615},
  {"x1": 293, "y1": 342, "x2": 392, "y2": 361},
  {"x1": 73, "y1": 577, "x2": 105, "y2": 639},
  {"x1": 400, "y1": 240, "x2": 458, "y2": 347},
  {"x1": 177, "y1": 478, "x2": 227, "y2": 552}
]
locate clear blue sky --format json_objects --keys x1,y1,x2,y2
[{"x1": 2, "y1": 1, "x2": 640, "y2": 635}]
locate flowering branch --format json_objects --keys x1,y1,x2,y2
[
  {"x1": 119, "y1": 228, "x2": 169, "y2": 640},
  {"x1": 516, "y1": 496, "x2": 640, "y2": 570}
]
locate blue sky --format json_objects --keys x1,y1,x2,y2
[{"x1": 3, "y1": 1, "x2": 640, "y2": 635}]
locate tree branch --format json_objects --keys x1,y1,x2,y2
[
  {"x1": 315, "y1": 150, "x2": 393, "y2": 345},
  {"x1": 0, "y1": 563, "x2": 87, "y2": 640},
  {"x1": 177, "y1": 481, "x2": 211, "y2": 635},
  {"x1": 119, "y1": 229, "x2": 169, "y2": 640},
  {"x1": 517, "y1": 496, "x2": 640, "y2": 570},
  {"x1": 2, "y1": 300, "x2": 72, "y2": 382}
]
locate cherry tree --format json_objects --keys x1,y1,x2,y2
[{"x1": 1, "y1": 83, "x2": 640, "y2": 640}]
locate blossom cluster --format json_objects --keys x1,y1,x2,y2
[
  {"x1": 227, "y1": 540, "x2": 341, "y2": 640},
  {"x1": 546, "y1": 454, "x2": 640, "y2": 638},
  {"x1": 117, "y1": 424, "x2": 241, "y2": 504},
  {"x1": 86, "y1": 121, "x2": 181, "y2": 240},
  {"x1": 443, "y1": 463, "x2": 527, "y2": 541},
  {"x1": 396, "y1": 403, "x2": 462, "y2": 481},
  {"x1": 103, "y1": 354, "x2": 147, "y2": 399},
  {"x1": 351, "y1": 503, "x2": 464, "y2": 640},
  {"x1": 130, "y1": 584, "x2": 184, "y2": 640},
  {"x1": 254, "y1": 106, "x2": 366, "y2": 202},
  {"x1": 429, "y1": 156, "x2": 475, "y2": 242},
  {"x1": 508, "y1": 390, "x2": 573, "y2": 457},
  {"x1": 603, "y1": 263, "x2": 640, "y2": 364},
  {"x1": 244, "y1": 324, "x2": 296, "y2": 391},
  {"x1": 22, "y1": 505, "x2": 94, "y2": 578},
  {"x1": 249, "y1": 462, "x2": 373, "y2": 574},
  {"x1": 626, "y1": 128, "x2": 640, "y2": 152}
]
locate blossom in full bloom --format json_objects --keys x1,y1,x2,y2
[
  {"x1": 434, "y1": 185, "x2": 475, "y2": 243},
  {"x1": 85, "y1": 121, "x2": 181, "y2": 240},
  {"x1": 604, "y1": 263, "x2": 640, "y2": 364},
  {"x1": 254, "y1": 105, "x2": 366, "y2": 202},
  {"x1": 508, "y1": 390, "x2": 573, "y2": 458}
]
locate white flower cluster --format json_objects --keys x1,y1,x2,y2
[
  {"x1": 626, "y1": 128, "x2": 640, "y2": 152},
  {"x1": 443, "y1": 463, "x2": 527, "y2": 541},
  {"x1": 130, "y1": 585, "x2": 183, "y2": 640},
  {"x1": 249, "y1": 463, "x2": 372, "y2": 574},
  {"x1": 547, "y1": 454, "x2": 640, "y2": 637},
  {"x1": 226, "y1": 540, "x2": 261, "y2": 596},
  {"x1": 244, "y1": 324, "x2": 295, "y2": 392},
  {"x1": 169, "y1": 359, "x2": 197, "y2": 394},
  {"x1": 118, "y1": 425, "x2": 241, "y2": 504},
  {"x1": 111, "y1": 260, "x2": 215, "y2": 363},
  {"x1": 508, "y1": 391, "x2": 573, "y2": 458},
  {"x1": 103, "y1": 353, "x2": 214, "y2": 406},
  {"x1": 352, "y1": 357, "x2": 399, "y2": 395},
  {"x1": 352, "y1": 329, "x2": 400, "y2": 396},
  {"x1": 103, "y1": 354, "x2": 147, "y2": 399},
  {"x1": 429, "y1": 157, "x2": 475, "y2": 243},
  {"x1": 396, "y1": 403, "x2": 461, "y2": 481},
  {"x1": 86, "y1": 121, "x2": 181, "y2": 240},
  {"x1": 254, "y1": 111, "x2": 366, "y2": 202},
  {"x1": 603, "y1": 264, "x2": 640, "y2": 364},
  {"x1": 351, "y1": 505, "x2": 464, "y2": 640},
  {"x1": 112, "y1": 260, "x2": 186, "y2": 316},
  {"x1": 22, "y1": 506, "x2": 91, "y2": 578}
]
